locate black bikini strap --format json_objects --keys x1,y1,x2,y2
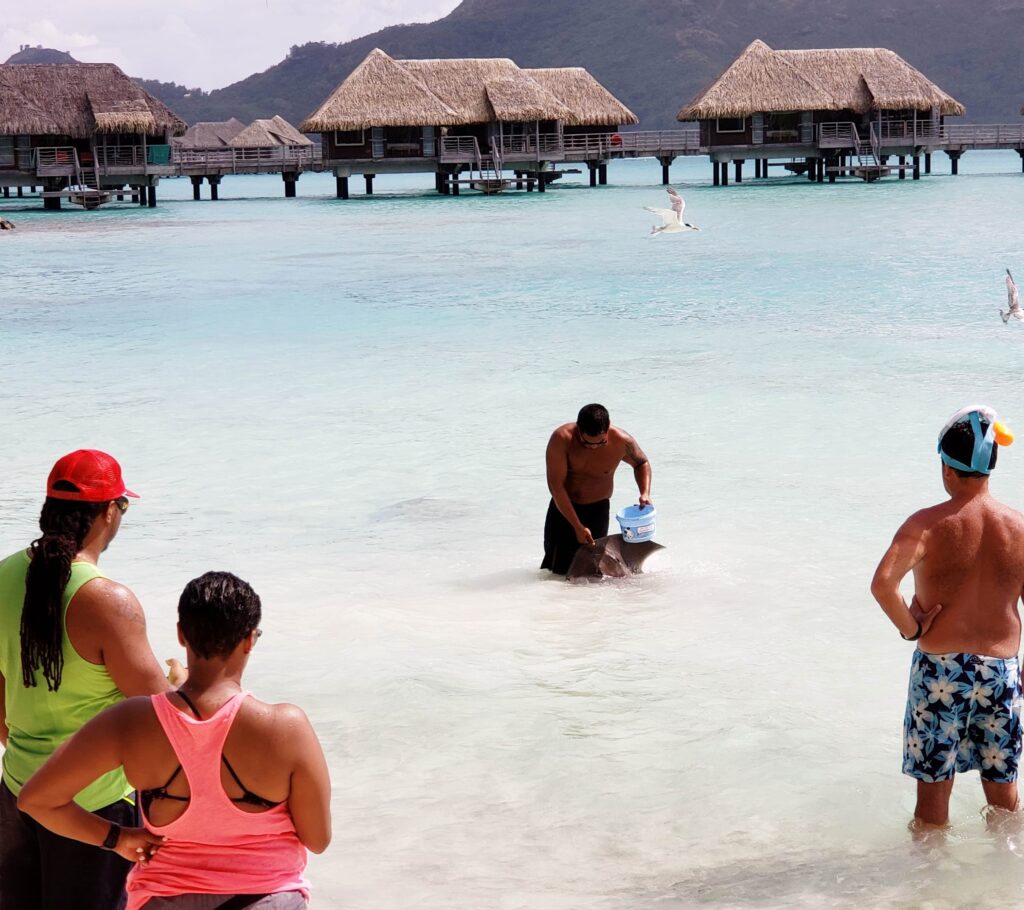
[
  {"x1": 220, "y1": 755, "x2": 280, "y2": 808},
  {"x1": 175, "y1": 689, "x2": 203, "y2": 719}
]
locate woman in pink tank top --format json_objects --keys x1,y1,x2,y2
[{"x1": 18, "y1": 572, "x2": 332, "y2": 910}]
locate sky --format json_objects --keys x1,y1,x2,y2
[{"x1": 0, "y1": 0, "x2": 463, "y2": 89}]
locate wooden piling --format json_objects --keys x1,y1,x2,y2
[
  {"x1": 589, "y1": 163, "x2": 597, "y2": 187},
  {"x1": 924, "y1": 153, "x2": 932, "y2": 174},
  {"x1": 946, "y1": 151, "x2": 961, "y2": 175},
  {"x1": 191, "y1": 176, "x2": 203, "y2": 201},
  {"x1": 208, "y1": 176, "x2": 221, "y2": 201},
  {"x1": 713, "y1": 161, "x2": 720, "y2": 186},
  {"x1": 720, "y1": 161, "x2": 728, "y2": 186},
  {"x1": 912, "y1": 156, "x2": 920, "y2": 180},
  {"x1": 147, "y1": 185, "x2": 157, "y2": 207},
  {"x1": 365, "y1": 174, "x2": 374, "y2": 195},
  {"x1": 283, "y1": 173, "x2": 297, "y2": 198},
  {"x1": 338, "y1": 176, "x2": 350, "y2": 199},
  {"x1": 899, "y1": 155, "x2": 906, "y2": 180},
  {"x1": 598, "y1": 164, "x2": 607, "y2": 185},
  {"x1": 734, "y1": 159, "x2": 743, "y2": 183}
]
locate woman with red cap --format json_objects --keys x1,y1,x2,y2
[{"x1": 0, "y1": 450, "x2": 180, "y2": 909}]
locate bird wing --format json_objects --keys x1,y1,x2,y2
[
  {"x1": 666, "y1": 186, "x2": 685, "y2": 219},
  {"x1": 1008, "y1": 270, "x2": 1020, "y2": 312},
  {"x1": 644, "y1": 206, "x2": 678, "y2": 226}
]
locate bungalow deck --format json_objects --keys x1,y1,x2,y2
[{"x1": 5, "y1": 122, "x2": 1024, "y2": 207}]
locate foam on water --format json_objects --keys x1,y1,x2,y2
[{"x1": 3, "y1": 153, "x2": 1024, "y2": 906}]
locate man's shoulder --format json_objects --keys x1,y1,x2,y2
[
  {"x1": 548, "y1": 424, "x2": 575, "y2": 445},
  {"x1": 69, "y1": 576, "x2": 143, "y2": 626}
]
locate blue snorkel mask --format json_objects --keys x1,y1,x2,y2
[{"x1": 937, "y1": 405, "x2": 1015, "y2": 474}]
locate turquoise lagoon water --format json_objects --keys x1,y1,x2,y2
[{"x1": 3, "y1": 152, "x2": 1024, "y2": 907}]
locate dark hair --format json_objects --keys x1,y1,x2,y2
[
  {"x1": 178, "y1": 571, "x2": 261, "y2": 660},
  {"x1": 577, "y1": 403, "x2": 610, "y2": 436},
  {"x1": 940, "y1": 417, "x2": 998, "y2": 478},
  {"x1": 21, "y1": 495, "x2": 106, "y2": 691}
]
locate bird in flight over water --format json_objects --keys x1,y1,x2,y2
[
  {"x1": 1001, "y1": 269, "x2": 1022, "y2": 323},
  {"x1": 645, "y1": 186, "x2": 699, "y2": 236}
]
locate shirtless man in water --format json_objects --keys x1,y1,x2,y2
[
  {"x1": 872, "y1": 405, "x2": 1024, "y2": 827},
  {"x1": 542, "y1": 403, "x2": 652, "y2": 575}
]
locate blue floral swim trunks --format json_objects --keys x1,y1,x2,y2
[{"x1": 903, "y1": 649, "x2": 1022, "y2": 783}]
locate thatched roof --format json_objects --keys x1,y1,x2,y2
[
  {"x1": 678, "y1": 40, "x2": 965, "y2": 120},
  {"x1": 523, "y1": 67, "x2": 639, "y2": 126},
  {"x1": 0, "y1": 63, "x2": 186, "y2": 136},
  {"x1": 483, "y1": 77, "x2": 574, "y2": 122},
  {"x1": 300, "y1": 48, "x2": 462, "y2": 132},
  {"x1": 229, "y1": 116, "x2": 312, "y2": 147},
  {"x1": 301, "y1": 49, "x2": 634, "y2": 131},
  {"x1": 173, "y1": 118, "x2": 245, "y2": 148}
]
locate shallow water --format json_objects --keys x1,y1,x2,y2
[{"x1": 3, "y1": 152, "x2": 1024, "y2": 907}]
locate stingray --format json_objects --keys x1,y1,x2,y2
[{"x1": 565, "y1": 534, "x2": 665, "y2": 581}]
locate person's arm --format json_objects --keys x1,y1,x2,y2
[
  {"x1": 281, "y1": 705, "x2": 332, "y2": 854},
  {"x1": 0, "y1": 670, "x2": 7, "y2": 747},
  {"x1": 72, "y1": 581, "x2": 174, "y2": 696},
  {"x1": 870, "y1": 518, "x2": 942, "y2": 639},
  {"x1": 622, "y1": 435, "x2": 652, "y2": 507},
  {"x1": 545, "y1": 432, "x2": 593, "y2": 546},
  {"x1": 17, "y1": 702, "x2": 164, "y2": 864}
]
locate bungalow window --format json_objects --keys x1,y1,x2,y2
[
  {"x1": 334, "y1": 129, "x2": 365, "y2": 146},
  {"x1": 716, "y1": 117, "x2": 745, "y2": 133},
  {"x1": 0, "y1": 136, "x2": 13, "y2": 168}
]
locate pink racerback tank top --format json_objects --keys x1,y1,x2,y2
[{"x1": 125, "y1": 691, "x2": 309, "y2": 910}]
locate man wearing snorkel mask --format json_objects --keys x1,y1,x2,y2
[{"x1": 872, "y1": 406, "x2": 1024, "y2": 829}]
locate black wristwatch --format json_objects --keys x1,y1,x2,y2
[
  {"x1": 101, "y1": 822, "x2": 121, "y2": 850},
  {"x1": 901, "y1": 619, "x2": 923, "y2": 642}
]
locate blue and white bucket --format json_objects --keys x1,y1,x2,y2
[{"x1": 616, "y1": 504, "x2": 656, "y2": 543}]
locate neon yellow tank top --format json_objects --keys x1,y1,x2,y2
[{"x1": 0, "y1": 549, "x2": 131, "y2": 810}]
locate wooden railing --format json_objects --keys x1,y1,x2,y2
[
  {"x1": 95, "y1": 145, "x2": 147, "y2": 168},
  {"x1": 439, "y1": 136, "x2": 481, "y2": 164},
  {"x1": 818, "y1": 122, "x2": 859, "y2": 146},
  {"x1": 941, "y1": 124, "x2": 1024, "y2": 146},
  {"x1": 171, "y1": 146, "x2": 314, "y2": 169},
  {"x1": 35, "y1": 147, "x2": 78, "y2": 175}
]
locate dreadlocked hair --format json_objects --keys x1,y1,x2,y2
[{"x1": 21, "y1": 493, "x2": 106, "y2": 691}]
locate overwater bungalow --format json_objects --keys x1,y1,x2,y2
[
  {"x1": 677, "y1": 40, "x2": 965, "y2": 184},
  {"x1": 173, "y1": 118, "x2": 246, "y2": 150},
  {"x1": 300, "y1": 48, "x2": 638, "y2": 195},
  {"x1": 171, "y1": 115, "x2": 315, "y2": 198},
  {"x1": 0, "y1": 62, "x2": 185, "y2": 207}
]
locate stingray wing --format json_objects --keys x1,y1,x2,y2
[
  {"x1": 666, "y1": 186, "x2": 685, "y2": 220},
  {"x1": 565, "y1": 535, "x2": 665, "y2": 580},
  {"x1": 1008, "y1": 270, "x2": 1020, "y2": 312},
  {"x1": 644, "y1": 206, "x2": 678, "y2": 227}
]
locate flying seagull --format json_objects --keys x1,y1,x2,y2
[
  {"x1": 645, "y1": 186, "x2": 699, "y2": 236},
  {"x1": 1001, "y1": 269, "x2": 1022, "y2": 323}
]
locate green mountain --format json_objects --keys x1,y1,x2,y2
[
  {"x1": 9, "y1": 0, "x2": 1024, "y2": 128},
  {"x1": 5, "y1": 46, "x2": 77, "y2": 64}
]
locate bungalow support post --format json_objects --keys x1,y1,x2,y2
[
  {"x1": 337, "y1": 176, "x2": 350, "y2": 199},
  {"x1": 283, "y1": 172, "x2": 298, "y2": 198},
  {"x1": 208, "y1": 175, "x2": 221, "y2": 200},
  {"x1": 191, "y1": 176, "x2": 203, "y2": 201},
  {"x1": 946, "y1": 151, "x2": 961, "y2": 175},
  {"x1": 365, "y1": 174, "x2": 374, "y2": 195}
]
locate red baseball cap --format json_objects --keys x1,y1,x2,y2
[{"x1": 46, "y1": 450, "x2": 139, "y2": 502}]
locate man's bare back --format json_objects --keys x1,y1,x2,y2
[
  {"x1": 908, "y1": 494, "x2": 1024, "y2": 658},
  {"x1": 872, "y1": 406, "x2": 1024, "y2": 828}
]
